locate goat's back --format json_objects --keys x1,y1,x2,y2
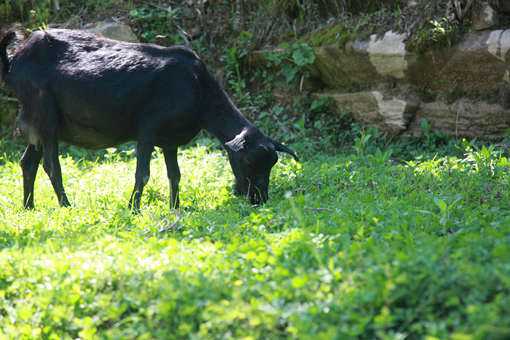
[
  {"x1": 8, "y1": 29, "x2": 203, "y2": 88},
  {"x1": 7, "y1": 29, "x2": 210, "y2": 148}
]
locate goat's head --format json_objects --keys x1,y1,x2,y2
[{"x1": 225, "y1": 128, "x2": 298, "y2": 205}]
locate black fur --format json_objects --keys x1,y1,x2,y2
[{"x1": 1, "y1": 29, "x2": 298, "y2": 210}]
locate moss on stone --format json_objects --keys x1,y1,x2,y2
[{"x1": 302, "y1": 24, "x2": 353, "y2": 47}]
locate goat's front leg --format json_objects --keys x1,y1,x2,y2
[
  {"x1": 163, "y1": 146, "x2": 181, "y2": 209},
  {"x1": 129, "y1": 142, "x2": 154, "y2": 213},
  {"x1": 42, "y1": 139, "x2": 70, "y2": 207},
  {"x1": 20, "y1": 144, "x2": 43, "y2": 209}
]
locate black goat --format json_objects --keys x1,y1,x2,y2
[{"x1": 0, "y1": 29, "x2": 298, "y2": 211}]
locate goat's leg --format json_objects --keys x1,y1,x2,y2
[
  {"x1": 163, "y1": 146, "x2": 181, "y2": 209},
  {"x1": 129, "y1": 142, "x2": 154, "y2": 213},
  {"x1": 20, "y1": 144, "x2": 43, "y2": 209},
  {"x1": 42, "y1": 139, "x2": 70, "y2": 207}
]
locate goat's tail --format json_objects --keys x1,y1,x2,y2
[{"x1": 0, "y1": 31, "x2": 16, "y2": 79}]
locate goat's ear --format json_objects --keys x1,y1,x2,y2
[
  {"x1": 225, "y1": 130, "x2": 248, "y2": 152},
  {"x1": 271, "y1": 139, "x2": 299, "y2": 162}
]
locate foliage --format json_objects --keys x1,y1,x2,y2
[
  {"x1": 408, "y1": 17, "x2": 462, "y2": 52},
  {"x1": 0, "y1": 135, "x2": 509, "y2": 338},
  {"x1": 224, "y1": 37, "x2": 317, "y2": 95},
  {"x1": 302, "y1": 4, "x2": 409, "y2": 48},
  {"x1": 303, "y1": 23, "x2": 353, "y2": 47},
  {"x1": 266, "y1": 0, "x2": 405, "y2": 19},
  {"x1": 223, "y1": 31, "x2": 254, "y2": 106},
  {"x1": 128, "y1": 5, "x2": 183, "y2": 45},
  {"x1": 219, "y1": 38, "x2": 317, "y2": 144},
  {"x1": 264, "y1": 42, "x2": 315, "y2": 84},
  {"x1": 0, "y1": 0, "x2": 132, "y2": 30},
  {"x1": 0, "y1": 0, "x2": 50, "y2": 30}
]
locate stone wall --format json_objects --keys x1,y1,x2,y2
[{"x1": 311, "y1": 27, "x2": 510, "y2": 138}]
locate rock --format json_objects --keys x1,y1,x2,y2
[
  {"x1": 310, "y1": 29, "x2": 510, "y2": 96},
  {"x1": 85, "y1": 20, "x2": 138, "y2": 43},
  {"x1": 312, "y1": 31, "x2": 409, "y2": 90},
  {"x1": 314, "y1": 45, "x2": 384, "y2": 90},
  {"x1": 405, "y1": 30, "x2": 510, "y2": 99},
  {"x1": 372, "y1": 91, "x2": 416, "y2": 130},
  {"x1": 366, "y1": 31, "x2": 408, "y2": 79},
  {"x1": 407, "y1": 0, "x2": 418, "y2": 8},
  {"x1": 472, "y1": 2, "x2": 498, "y2": 31},
  {"x1": 487, "y1": 30, "x2": 510, "y2": 62},
  {"x1": 320, "y1": 91, "x2": 418, "y2": 133},
  {"x1": 321, "y1": 90, "x2": 510, "y2": 139},
  {"x1": 409, "y1": 98, "x2": 510, "y2": 139}
]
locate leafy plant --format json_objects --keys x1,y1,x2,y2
[
  {"x1": 409, "y1": 17, "x2": 461, "y2": 52},
  {"x1": 224, "y1": 31, "x2": 254, "y2": 105},
  {"x1": 353, "y1": 129, "x2": 373, "y2": 156},
  {"x1": 129, "y1": 5, "x2": 182, "y2": 44},
  {"x1": 264, "y1": 42, "x2": 315, "y2": 85}
]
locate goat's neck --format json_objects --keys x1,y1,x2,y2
[{"x1": 202, "y1": 92, "x2": 253, "y2": 144}]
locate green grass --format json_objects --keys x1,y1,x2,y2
[{"x1": 0, "y1": 140, "x2": 509, "y2": 339}]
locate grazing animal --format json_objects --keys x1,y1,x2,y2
[{"x1": 0, "y1": 29, "x2": 298, "y2": 211}]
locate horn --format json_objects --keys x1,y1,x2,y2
[{"x1": 272, "y1": 140, "x2": 299, "y2": 162}]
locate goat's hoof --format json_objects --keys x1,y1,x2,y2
[
  {"x1": 129, "y1": 205, "x2": 141, "y2": 214},
  {"x1": 59, "y1": 195, "x2": 71, "y2": 207},
  {"x1": 128, "y1": 199, "x2": 140, "y2": 214},
  {"x1": 170, "y1": 208, "x2": 181, "y2": 218}
]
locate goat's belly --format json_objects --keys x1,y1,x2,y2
[
  {"x1": 154, "y1": 121, "x2": 202, "y2": 147},
  {"x1": 59, "y1": 122, "x2": 131, "y2": 149}
]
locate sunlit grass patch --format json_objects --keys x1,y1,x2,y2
[{"x1": 0, "y1": 141, "x2": 509, "y2": 339}]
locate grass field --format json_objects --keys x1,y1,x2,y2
[{"x1": 0, "y1": 138, "x2": 509, "y2": 339}]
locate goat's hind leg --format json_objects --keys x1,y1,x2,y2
[
  {"x1": 20, "y1": 144, "x2": 42, "y2": 209},
  {"x1": 163, "y1": 146, "x2": 181, "y2": 210},
  {"x1": 42, "y1": 139, "x2": 70, "y2": 207},
  {"x1": 129, "y1": 142, "x2": 154, "y2": 213},
  {"x1": 30, "y1": 89, "x2": 71, "y2": 207},
  {"x1": 19, "y1": 90, "x2": 69, "y2": 208}
]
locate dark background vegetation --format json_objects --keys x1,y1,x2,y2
[{"x1": 2, "y1": 0, "x2": 509, "y2": 157}]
